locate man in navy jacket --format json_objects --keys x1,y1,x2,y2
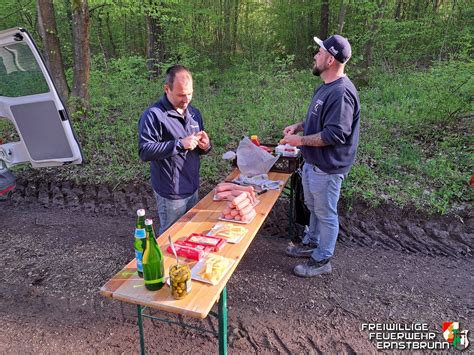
[
  {"x1": 138, "y1": 65, "x2": 211, "y2": 235},
  {"x1": 282, "y1": 35, "x2": 360, "y2": 277}
]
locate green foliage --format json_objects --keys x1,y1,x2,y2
[
  {"x1": 355, "y1": 60, "x2": 473, "y2": 213},
  {"x1": 0, "y1": 0, "x2": 473, "y2": 214},
  {"x1": 42, "y1": 57, "x2": 471, "y2": 214}
]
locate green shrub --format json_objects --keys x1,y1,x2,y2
[{"x1": 7, "y1": 57, "x2": 471, "y2": 214}]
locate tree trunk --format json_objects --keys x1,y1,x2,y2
[
  {"x1": 146, "y1": 15, "x2": 159, "y2": 78},
  {"x1": 95, "y1": 9, "x2": 111, "y2": 64},
  {"x1": 71, "y1": 0, "x2": 90, "y2": 106},
  {"x1": 223, "y1": 0, "x2": 232, "y2": 53},
  {"x1": 231, "y1": 0, "x2": 239, "y2": 52},
  {"x1": 394, "y1": 0, "x2": 402, "y2": 21},
  {"x1": 145, "y1": 2, "x2": 164, "y2": 79},
  {"x1": 105, "y1": 12, "x2": 116, "y2": 58},
  {"x1": 319, "y1": 0, "x2": 329, "y2": 40},
  {"x1": 63, "y1": 0, "x2": 74, "y2": 44},
  {"x1": 364, "y1": 0, "x2": 387, "y2": 69},
  {"x1": 337, "y1": 0, "x2": 347, "y2": 34},
  {"x1": 36, "y1": 0, "x2": 70, "y2": 102},
  {"x1": 320, "y1": 0, "x2": 329, "y2": 40}
]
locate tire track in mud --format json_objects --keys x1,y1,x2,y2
[{"x1": 5, "y1": 179, "x2": 472, "y2": 259}]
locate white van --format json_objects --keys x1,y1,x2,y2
[{"x1": 0, "y1": 28, "x2": 83, "y2": 198}]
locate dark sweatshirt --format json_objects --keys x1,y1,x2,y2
[
  {"x1": 301, "y1": 76, "x2": 360, "y2": 174},
  {"x1": 138, "y1": 95, "x2": 209, "y2": 199}
]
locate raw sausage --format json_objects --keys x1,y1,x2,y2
[
  {"x1": 215, "y1": 191, "x2": 233, "y2": 200},
  {"x1": 231, "y1": 192, "x2": 248, "y2": 206},
  {"x1": 239, "y1": 203, "x2": 254, "y2": 216},
  {"x1": 241, "y1": 209, "x2": 256, "y2": 222},
  {"x1": 235, "y1": 198, "x2": 251, "y2": 211}
]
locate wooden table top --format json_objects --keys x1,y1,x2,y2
[{"x1": 100, "y1": 169, "x2": 291, "y2": 319}]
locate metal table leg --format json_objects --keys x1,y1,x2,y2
[
  {"x1": 288, "y1": 174, "x2": 294, "y2": 239},
  {"x1": 218, "y1": 286, "x2": 228, "y2": 355},
  {"x1": 137, "y1": 305, "x2": 146, "y2": 355},
  {"x1": 135, "y1": 289, "x2": 228, "y2": 354}
]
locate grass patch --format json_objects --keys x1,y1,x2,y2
[{"x1": 4, "y1": 58, "x2": 473, "y2": 214}]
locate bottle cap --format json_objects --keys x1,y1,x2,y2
[
  {"x1": 137, "y1": 209, "x2": 145, "y2": 216},
  {"x1": 145, "y1": 218, "x2": 153, "y2": 225}
]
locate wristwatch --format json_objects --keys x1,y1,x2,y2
[{"x1": 176, "y1": 139, "x2": 185, "y2": 152}]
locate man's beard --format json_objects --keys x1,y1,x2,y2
[{"x1": 312, "y1": 66, "x2": 322, "y2": 76}]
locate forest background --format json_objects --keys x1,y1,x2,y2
[{"x1": 0, "y1": 0, "x2": 472, "y2": 214}]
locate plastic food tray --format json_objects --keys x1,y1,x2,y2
[
  {"x1": 218, "y1": 213, "x2": 256, "y2": 224},
  {"x1": 183, "y1": 233, "x2": 226, "y2": 252},
  {"x1": 191, "y1": 256, "x2": 235, "y2": 285},
  {"x1": 206, "y1": 223, "x2": 248, "y2": 244}
]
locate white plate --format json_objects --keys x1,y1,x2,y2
[
  {"x1": 206, "y1": 223, "x2": 247, "y2": 244},
  {"x1": 191, "y1": 256, "x2": 235, "y2": 285}
]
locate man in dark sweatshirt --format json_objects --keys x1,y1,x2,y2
[
  {"x1": 281, "y1": 34, "x2": 360, "y2": 277},
  {"x1": 138, "y1": 65, "x2": 211, "y2": 235}
]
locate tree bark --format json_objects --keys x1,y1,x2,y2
[
  {"x1": 71, "y1": 0, "x2": 90, "y2": 105},
  {"x1": 394, "y1": 0, "x2": 402, "y2": 21},
  {"x1": 146, "y1": 15, "x2": 159, "y2": 77},
  {"x1": 364, "y1": 0, "x2": 387, "y2": 69},
  {"x1": 95, "y1": 10, "x2": 111, "y2": 63},
  {"x1": 320, "y1": 0, "x2": 329, "y2": 40},
  {"x1": 337, "y1": 0, "x2": 347, "y2": 34},
  {"x1": 36, "y1": 0, "x2": 70, "y2": 102},
  {"x1": 105, "y1": 12, "x2": 116, "y2": 58},
  {"x1": 63, "y1": 0, "x2": 74, "y2": 44},
  {"x1": 223, "y1": 0, "x2": 232, "y2": 52},
  {"x1": 231, "y1": 0, "x2": 239, "y2": 52},
  {"x1": 145, "y1": 2, "x2": 164, "y2": 79}
]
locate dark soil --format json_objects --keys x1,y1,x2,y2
[{"x1": 0, "y1": 178, "x2": 472, "y2": 354}]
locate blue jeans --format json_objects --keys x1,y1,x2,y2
[
  {"x1": 154, "y1": 190, "x2": 199, "y2": 236},
  {"x1": 301, "y1": 163, "x2": 344, "y2": 261}
]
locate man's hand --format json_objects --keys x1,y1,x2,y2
[
  {"x1": 180, "y1": 134, "x2": 200, "y2": 150},
  {"x1": 280, "y1": 134, "x2": 303, "y2": 147},
  {"x1": 196, "y1": 131, "x2": 211, "y2": 150},
  {"x1": 283, "y1": 122, "x2": 304, "y2": 136}
]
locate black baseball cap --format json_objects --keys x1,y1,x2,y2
[{"x1": 313, "y1": 34, "x2": 352, "y2": 64}]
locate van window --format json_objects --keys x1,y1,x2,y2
[{"x1": 0, "y1": 42, "x2": 49, "y2": 97}]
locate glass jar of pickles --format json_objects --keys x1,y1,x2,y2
[{"x1": 169, "y1": 264, "x2": 192, "y2": 300}]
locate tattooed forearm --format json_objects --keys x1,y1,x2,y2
[{"x1": 301, "y1": 133, "x2": 327, "y2": 147}]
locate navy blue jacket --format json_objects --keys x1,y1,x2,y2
[
  {"x1": 138, "y1": 95, "x2": 209, "y2": 199},
  {"x1": 301, "y1": 76, "x2": 360, "y2": 174}
]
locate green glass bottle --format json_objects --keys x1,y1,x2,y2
[
  {"x1": 142, "y1": 218, "x2": 165, "y2": 291},
  {"x1": 134, "y1": 209, "x2": 146, "y2": 277}
]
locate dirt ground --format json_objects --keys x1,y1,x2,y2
[{"x1": 0, "y1": 177, "x2": 472, "y2": 354}]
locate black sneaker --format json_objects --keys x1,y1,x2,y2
[
  {"x1": 285, "y1": 241, "x2": 318, "y2": 258},
  {"x1": 293, "y1": 258, "x2": 332, "y2": 277}
]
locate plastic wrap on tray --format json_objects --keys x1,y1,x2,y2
[
  {"x1": 183, "y1": 233, "x2": 226, "y2": 252},
  {"x1": 166, "y1": 241, "x2": 207, "y2": 261}
]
